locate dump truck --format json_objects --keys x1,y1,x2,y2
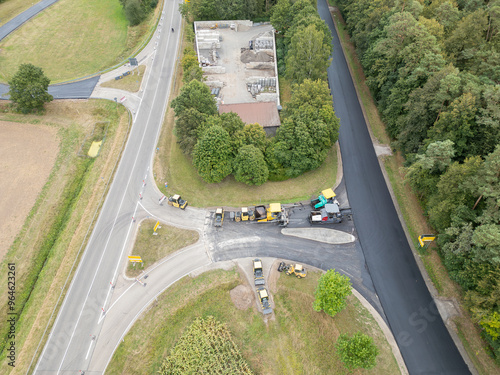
[
  {"x1": 167, "y1": 194, "x2": 188, "y2": 209},
  {"x1": 214, "y1": 208, "x2": 224, "y2": 227},
  {"x1": 257, "y1": 287, "x2": 273, "y2": 315},
  {"x1": 253, "y1": 259, "x2": 265, "y2": 286},
  {"x1": 311, "y1": 188, "x2": 337, "y2": 209},
  {"x1": 285, "y1": 264, "x2": 307, "y2": 279}
]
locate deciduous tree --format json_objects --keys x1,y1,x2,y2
[
  {"x1": 8, "y1": 63, "x2": 53, "y2": 114},
  {"x1": 336, "y1": 332, "x2": 379, "y2": 370},
  {"x1": 193, "y1": 125, "x2": 233, "y2": 183},
  {"x1": 233, "y1": 145, "x2": 269, "y2": 185},
  {"x1": 171, "y1": 79, "x2": 217, "y2": 117},
  {"x1": 313, "y1": 269, "x2": 352, "y2": 317}
]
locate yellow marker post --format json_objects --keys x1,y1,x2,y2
[
  {"x1": 418, "y1": 235, "x2": 436, "y2": 248},
  {"x1": 128, "y1": 256, "x2": 143, "y2": 263},
  {"x1": 153, "y1": 221, "x2": 160, "y2": 235}
]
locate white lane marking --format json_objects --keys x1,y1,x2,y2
[
  {"x1": 85, "y1": 339, "x2": 94, "y2": 360},
  {"x1": 98, "y1": 202, "x2": 139, "y2": 325}
]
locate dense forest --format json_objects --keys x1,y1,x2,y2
[{"x1": 335, "y1": 0, "x2": 500, "y2": 362}]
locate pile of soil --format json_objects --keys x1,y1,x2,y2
[
  {"x1": 230, "y1": 284, "x2": 254, "y2": 310},
  {"x1": 241, "y1": 50, "x2": 273, "y2": 63}
]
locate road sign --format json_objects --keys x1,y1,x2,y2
[
  {"x1": 153, "y1": 221, "x2": 160, "y2": 233},
  {"x1": 128, "y1": 256, "x2": 143, "y2": 263},
  {"x1": 418, "y1": 234, "x2": 436, "y2": 247}
]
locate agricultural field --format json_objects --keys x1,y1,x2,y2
[
  {"x1": 0, "y1": 100, "x2": 130, "y2": 372},
  {"x1": 0, "y1": 121, "x2": 59, "y2": 259}
]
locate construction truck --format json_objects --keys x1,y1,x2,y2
[
  {"x1": 253, "y1": 259, "x2": 265, "y2": 286},
  {"x1": 285, "y1": 264, "x2": 307, "y2": 279},
  {"x1": 214, "y1": 208, "x2": 224, "y2": 227},
  {"x1": 257, "y1": 287, "x2": 273, "y2": 315},
  {"x1": 234, "y1": 207, "x2": 255, "y2": 222},
  {"x1": 309, "y1": 204, "x2": 352, "y2": 224},
  {"x1": 311, "y1": 188, "x2": 337, "y2": 209},
  {"x1": 255, "y1": 203, "x2": 289, "y2": 226},
  {"x1": 167, "y1": 194, "x2": 188, "y2": 210},
  {"x1": 232, "y1": 203, "x2": 289, "y2": 226}
]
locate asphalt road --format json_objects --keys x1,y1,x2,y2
[
  {"x1": 0, "y1": 0, "x2": 59, "y2": 41},
  {"x1": 317, "y1": 1, "x2": 470, "y2": 374},
  {"x1": 32, "y1": 1, "x2": 183, "y2": 373}
]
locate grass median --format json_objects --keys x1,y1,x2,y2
[
  {"x1": 107, "y1": 268, "x2": 400, "y2": 374},
  {"x1": 126, "y1": 219, "x2": 199, "y2": 278}
]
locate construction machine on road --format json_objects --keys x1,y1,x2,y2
[
  {"x1": 257, "y1": 287, "x2": 273, "y2": 315},
  {"x1": 253, "y1": 259, "x2": 265, "y2": 286},
  {"x1": 214, "y1": 208, "x2": 224, "y2": 227},
  {"x1": 311, "y1": 188, "x2": 337, "y2": 209},
  {"x1": 231, "y1": 203, "x2": 289, "y2": 226},
  {"x1": 167, "y1": 194, "x2": 188, "y2": 209}
]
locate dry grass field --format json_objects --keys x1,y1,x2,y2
[{"x1": 0, "y1": 121, "x2": 59, "y2": 260}]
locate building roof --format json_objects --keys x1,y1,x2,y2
[{"x1": 219, "y1": 102, "x2": 281, "y2": 128}]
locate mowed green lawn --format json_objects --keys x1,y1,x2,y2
[{"x1": 0, "y1": 0, "x2": 129, "y2": 83}]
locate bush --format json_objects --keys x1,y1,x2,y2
[
  {"x1": 336, "y1": 332, "x2": 379, "y2": 370},
  {"x1": 313, "y1": 269, "x2": 352, "y2": 317}
]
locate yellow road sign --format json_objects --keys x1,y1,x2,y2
[
  {"x1": 153, "y1": 221, "x2": 160, "y2": 232},
  {"x1": 128, "y1": 256, "x2": 143, "y2": 263},
  {"x1": 418, "y1": 235, "x2": 436, "y2": 247}
]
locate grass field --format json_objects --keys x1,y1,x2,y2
[
  {"x1": 107, "y1": 268, "x2": 400, "y2": 375},
  {"x1": 126, "y1": 219, "x2": 199, "y2": 278},
  {"x1": 154, "y1": 26, "x2": 338, "y2": 207},
  {"x1": 0, "y1": 0, "x2": 156, "y2": 83},
  {"x1": 0, "y1": 99, "x2": 130, "y2": 373},
  {"x1": 0, "y1": 0, "x2": 32, "y2": 26},
  {"x1": 329, "y1": 3, "x2": 499, "y2": 374}
]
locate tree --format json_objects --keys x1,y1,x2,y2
[
  {"x1": 181, "y1": 47, "x2": 203, "y2": 83},
  {"x1": 8, "y1": 63, "x2": 53, "y2": 114},
  {"x1": 270, "y1": 0, "x2": 292, "y2": 36},
  {"x1": 233, "y1": 145, "x2": 269, "y2": 185},
  {"x1": 170, "y1": 79, "x2": 217, "y2": 117},
  {"x1": 193, "y1": 125, "x2": 233, "y2": 183},
  {"x1": 313, "y1": 269, "x2": 352, "y2": 317},
  {"x1": 174, "y1": 108, "x2": 207, "y2": 156},
  {"x1": 336, "y1": 332, "x2": 379, "y2": 370},
  {"x1": 285, "y1": 24, "x2": 332, "y2": 83},
  {"x1": 283, "y1": 78, "x2": 334, "y2": 118},
  {"x1": 233, "y1": 123, "x2": 268, "y2": 153}
]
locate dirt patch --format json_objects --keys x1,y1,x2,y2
[
  {"x1": 241, "y1": 50, "x2": 273, "y2": 63},
  {"x1": 0, "y1": 121, "x2": 59, "y2": 260},
  {"x1": 230, "y1": 284, "x2": 254, "y2": 310}
]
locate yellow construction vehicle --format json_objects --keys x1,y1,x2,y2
[
  {"x1": 257, "y1": 287, "x2": 273, "y2": 315},
  {"x1": 234, "y1": 207, "x2": 255, "y2": 222},
  {"x1": 167, "y1": 194, "x2": 188, "y2": 210},
  {"x1": 285, "y1": 264, "x2": 307, "y2": 279},
  {"x1": 214, "y1": 208, "x2": 224, "y2": 227},
  {"x1": 255, "y1": 203, "x2": 289, "y2": 226}
]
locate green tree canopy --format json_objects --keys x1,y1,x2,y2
[
  {"x1": 336, "y1": 332, "x2": 379, "y2": 370},
  {"x1": 193, "y1": 125, "x2": 233, "y2": 183},
  {"x1": 233, "y1": 145, "x2": 269, "y2": 185},
  {"x1": 8, "y1": 63, "x2": 53, "y2": 114},
  {"x1": 181, "y1": 47, "x2": 203, "y2": 83},
  {"x1": 174, "y1": 108, "x2": 208, "y2": 156},
  {"x1": 271, "y1": 0, "x2": 292, "y2": 36},
  {"x1": 313, "y1": 269, "x2": 352, "y2": 317},
  {"x1": 285, "y1": 24, "x2": 332, "y2": 83},
  {"x1": 171, "y1": 79, "x2": 217, "y2": 118},
  {"x1": 233, "y1": 123, "x2": 268, "y2": 153}
]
